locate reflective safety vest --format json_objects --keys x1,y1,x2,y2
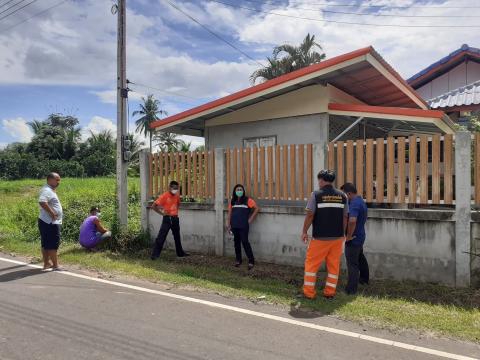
[{"x1": 312, "y1": 185, "x2": 347, "y2": 239}]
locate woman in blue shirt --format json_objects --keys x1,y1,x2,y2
[{"x1": 227, "y1": 184, "x2": 260, "y2": 270}]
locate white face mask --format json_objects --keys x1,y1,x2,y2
[
  {"x1": 96, "y1": 212, "x2": 101, "y2": 218},
  {"x1": 170, "y1": 189, "x2": 178, "y2": 195}
]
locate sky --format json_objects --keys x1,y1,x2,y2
[{"x1": 1, "y1": 0, "x2": 480, "y2": 149}]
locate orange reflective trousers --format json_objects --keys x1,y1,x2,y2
[{"x1": 303, "y1": 238, "x2": 344, "y2": 298}]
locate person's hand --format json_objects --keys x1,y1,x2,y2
[
  {"x1": 346, "y1": 235, "x2": 356, "y2": 242},
  {"x1": 301, "y1": 232, "x2": 309, "y2": 244},
  {"x1": 50, "y1": 211, "x2": 57, "y2": 221},
  {"x1": 248, "y1": 218, "x2": 253, "y2": 225}
]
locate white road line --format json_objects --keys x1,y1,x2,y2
[{"x1": 0, "y1": 256, "x2": 477, "y2": 360}]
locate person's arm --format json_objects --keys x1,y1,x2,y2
[
  {"x1": 152, "y1": 203, "x2": 165, "y2": 215},
  {"x1": 227, "y1": 203, "x2": 232, "y2": 231},
  {"x1": 343, "y1": 195, "x2": 349, "y2": 236},
  {"x1": 346, "y1": 217, "x2": 357, "y2": 241},
  {"x1": 39, "y1": 202, "x2": 57, "y2": 221},
  {"x1": 152, "y1": 195, "x2": 166, "y2": 215},
  {"x1": 302, "y1": 192, "x2": 316, "y2": 243},
  {"x1": 302, "y1": 211, "x2": 314, "y2": 243},
  {"x1": 93, "y1": 218, "x2": 108, "y2": 234},
  {"x1": 248, "y1": 199, "x2": 259, "y2": 224}
]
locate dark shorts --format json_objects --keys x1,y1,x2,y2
[{"x1": 38, "y1": 219, "x2": 61, "y2": 250}]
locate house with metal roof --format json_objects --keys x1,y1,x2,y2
[
  {"x1": 408, "y1": 44, "x2": 480, "y2": 122},
  {"x1": 151, "y1": 46, "x2": 455, "y2": 150}
]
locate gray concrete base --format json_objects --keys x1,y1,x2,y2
[{"x1": 146, "y1": 204, "x2": 478, "y2": 286}]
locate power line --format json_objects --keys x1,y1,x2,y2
[
  {"x1": 164, "y1": 0, "x2": 265, "y2": 67},
  {"x1": 0, "y1": 0, "x2": 30, "y2": 17},
  {"x1": 243, "y1": 0, "x2": 480, "y2": 18},
  {"x1": 128, "y1": 80, "x2": 203, "y2": 101},
  {"x1": 0, "y1": 0, "x2": 69, "y2": 32},
  {"x1": 283, "y1": 0, "x2": 480, "y2": 9},
  {"x1": 209, "y1": 0, "x2": 480, "y2": 28},
  {"x1": 127, "y1": 80, "x2": 203, "y2": 100},
  {"x1": 129, "y1": 88, "x2": 199, "y2": 107},
  {"x1": 0, "y1": 0, "x2": 21, "y2": 9},
  {"x1": 0, "y1": 0, "x2": 40, "y2": 23}
]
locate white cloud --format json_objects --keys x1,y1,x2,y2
[
  {"x1": 91, "y1": 89, "x2": 145, "y2": 104},
  {"x1": 81, "y1": 116, "x2": 117, "y2": 141},
  {"x1": 1, "y1": 117, "x2": 33, "y2": 143}
]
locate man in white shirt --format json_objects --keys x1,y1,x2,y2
[{"x1": 38, "y1": 172, "x2": 63, "y2": 270}]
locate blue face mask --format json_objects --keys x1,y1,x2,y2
[{"x1": 235, "y1": 190, "x2": 244, "y2": 197}]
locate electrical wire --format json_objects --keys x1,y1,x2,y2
[
  {"x1": 129, "y1": 88, "x2": 200, "y2": 107},
  {"x1": 0, "y1": 0, "x2": 69, "y2": 32},
  {"x1": 208, "y1": 0, "x2": 480, "y2": 28},
  {"x1": 0, "y1": 0, "x2": 40, "y2": 23},
  {"x1": 164, "y1": 0, "x2": 265, "y2": 67},
  {"x1": 242, "y1": 0, "x2": 480, "y2": 18},
  {"x1": 280, "y1": 0, "x2": 480, "y2": 9},
  {"x1": 128, "y1": 80, "x2": 203, "y2": 101},
  {"x1": 0, "y1": 0, "x2": 30, "y2": 17},
  {"x1": 0, "y1": 0, "x2": 21, "y2": 9}
]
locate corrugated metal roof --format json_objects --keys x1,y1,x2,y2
[
  {"x1": 408, "y1": 44, "x2": 480, "y2": 85},
  {"x1": 428, "y1": 80, "x2": 480, "y2": 109}
]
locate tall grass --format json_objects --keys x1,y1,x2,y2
[{"x1": 0, "y1": 178, "x2": 149, "y2": 253}]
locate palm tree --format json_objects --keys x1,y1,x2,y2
[
  {"x1": 27, "y1": 120, "x2": 46, "y2": 135},
  {"x1": 153, "y1": 132, "x2": 183, "y2": 152},
  {"x1": 250, "y1": 33, "x2": 325, "y2": 84},
  {"x1": 132, "y1": 94, "x2": 167, "y2": 151},
  {"x1": 178, "y1": 141, "x2": 192, "y2": 152}
]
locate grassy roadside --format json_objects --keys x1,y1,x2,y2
[{"x1": 1, "y1": 178, "x2": 479, "y2": 343}]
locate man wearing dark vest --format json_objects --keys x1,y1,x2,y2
[{"x1": 301, "y1": 170, "x2": 348, "y2": 299}]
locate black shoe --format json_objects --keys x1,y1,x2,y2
[
  {"x1": 234, "y1": 262, "x2": 242, "y2": 267},
  {"x1": 150, "y1": 255, "x2": 158, "y2": 261},
  {"x1": 248, "y1": 263, "x2": 254, "y2": 271},
  {"x1": 359, "y1": 279, "x2": 369, "y2": 285},
  {"x1": 177, "y1": 253, "x2": 190, "y2": 258},
  {"x1": 323, "y1": 295, "x2": 335, "y2": 301}
]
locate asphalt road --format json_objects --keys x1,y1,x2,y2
[{"x1": 0, "y1": 256, "x2": 478, "y2": 360}]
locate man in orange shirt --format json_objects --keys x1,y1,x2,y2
[{"x1": 150, "y1": 181, "x2": 189, "y2": 260}]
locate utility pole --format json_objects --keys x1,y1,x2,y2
[{"x1": 116, "y1": 0, "x2": 128, "y2": 228}]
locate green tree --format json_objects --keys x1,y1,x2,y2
[
  {"x1": 153, "y1": 131, "x2": 182, "y2": 152},
  {"x1": 250, "y1": 33, "x2": 325, "y2": 84},
  {"x1": 132, "y1": 94, "x2": 167, "y2": 151},
  {"x1": 75, "y1": 130, "x2": 116, "y2": 177},
  {"x1": 26, "y1": 114, "x2": 81, "y2": 161}
]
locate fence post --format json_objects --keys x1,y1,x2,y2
[
  {"x1": 455, "y1": 131, "x2": 471, "y2": 287},
  {"x1": 214, "y1": 148, "x2": 225, "y2": 256},
  {"x1": 312, "y1": 143, "x2": 326, "y2": 191},
  {"x1": 139, "y1": 149, "x2": 150, "y2": 234}
]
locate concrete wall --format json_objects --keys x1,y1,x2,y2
[
  {"x1": 147, "y1": 204, "x2": 460, "y2": 286},
  {"x1": 206, "y1": 113, "x2": 329, "y2": 149},
  {"x1": 417, "y1": 61, "x2": 480, "y2": 99},
  {"x1": 470, "y1": 212, "x2": 480, "y2": 287}
]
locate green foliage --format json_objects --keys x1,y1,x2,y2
[
  {"x1": 250, "y1": 33, "x2": 325, "y2": 84},
  {"x1": 1, "y1": 113, "x2": 146, "y2": 180},
  {"x1": 0, "y1": 178, "x2": 146, "y2": 254},
  {"x1": 133, "y1": 94, "x2": 167, "y2": 151}
]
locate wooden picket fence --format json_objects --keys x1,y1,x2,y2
[
  {"x1": 148, "y1": 150, "x2": 215, "y2": 200},
  {"x1": 149, "y1": 135, "x2": 480, "y2": 205},
  {"x1": 225, "y1": 144, "x2": 313, "y2": 201},
  {"x1": 328, "y1": 135, "x2": 456, "y2": 205}
]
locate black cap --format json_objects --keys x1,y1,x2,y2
[{"x1": 317, "y1": 170, "x2": 336, "y2": 182}]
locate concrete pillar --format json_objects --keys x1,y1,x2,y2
[
  {"x1": 139, "y1": 149, "x2": 150, "y2": 234},
  {"x1": 214, "y1": 148, "x2": 226, "y2": 256},
  {"x1": 312, "y1": 143, "x2": 325, "y2": 190},
  {"x1": 455, "y1": 131, "x2": 471, "y2": 287}
]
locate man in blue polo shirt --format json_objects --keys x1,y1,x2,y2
[{"x1": 341, "y1": 182, "x2": 369, "y2": 295}]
